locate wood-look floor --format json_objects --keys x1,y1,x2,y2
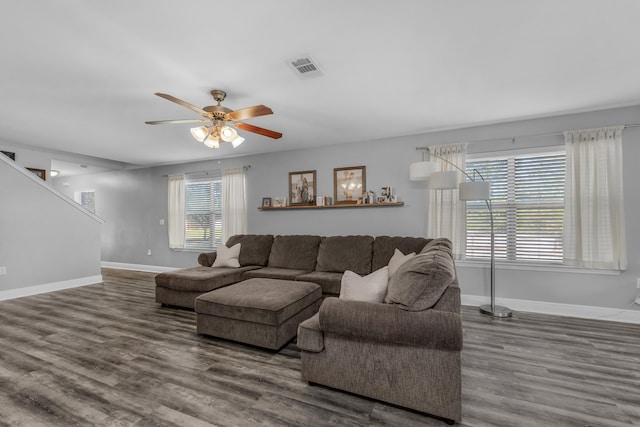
[{"x1": 0, "y1": 269, "x2": 639, "y2": 426}]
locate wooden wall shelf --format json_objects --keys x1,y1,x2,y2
[{"x1": 258, "y1": 202, "x2": 404, "y2": 211}]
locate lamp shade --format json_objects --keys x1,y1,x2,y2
[
  {"x1": 203, "y1": 135, "x2": 220, "y2": 149},
  {"x1": 231, "y1": 135, "x2": 245, "y2": 148},
  {"x1": 427, "y1": 171, "x2": 459, "y2": 189},
  {"x1": 459, "y1": 181, "x2": 490, "y2": 200},
  {"x1": 409, "y1": 161, "x2": 436, "y2": 181},
  {"x1": 220, "y1": 126, "x2": 238, "y2": 142},
  {"x1": 190, "y1": 126, "x2": 209, "y2": 142}
]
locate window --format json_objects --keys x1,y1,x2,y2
[
  {"x1": 184, "y1": 171, "x2": 222, "y2": 250},
  {"x1": 465, "y1": 151, "x2": 565, "y2": 263},
  {"x1": 74, "y1": 190, "x2": 96, "y2": 214}
]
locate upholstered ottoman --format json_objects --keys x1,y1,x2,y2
[{"x1": 195, "y1": 278, "x2": 322, "y2": 350}]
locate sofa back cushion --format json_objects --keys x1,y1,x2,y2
[
  {"x1": 315, "y1": 235, "x2": 374, "y2": 275},
  {"x1": 268, "y1": 235, "x2": 321, "y2": 270},
  {"x1": 419, "y1": 237, "x2": 455, "y2": 254},
  {"x1": 225, "y1": 234, "x2": 274, "y2": 266},
  {"x1": 371, "y1": 236, "x2": 430, "y2": 271},
  {"x1": 385, "y1": 238, "x2": 456, "y2": 311}
]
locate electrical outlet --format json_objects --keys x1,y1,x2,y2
[
  {"x1": 0, "y1": 266, "x2": 6, "y2": 275},
  {"x1": 147, "y1": 249, "x2": 152, "y2": 256}
]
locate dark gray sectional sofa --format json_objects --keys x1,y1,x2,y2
[{"x1": 154, "y1": 234, "x2": 462, "y2": 424}]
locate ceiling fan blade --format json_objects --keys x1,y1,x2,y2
[
  {"x1": 154, "y1": 93, "x2": 210, "y2": 116},
  {"x1": 227, "y1": 105, "x2": 273, "y2": 121},
  {"x1": 236, "y1": 122, "x2": 282, "y2": 139},
  {"x1": 145, "y1": 119, "x2": 211, "y2": 125}
]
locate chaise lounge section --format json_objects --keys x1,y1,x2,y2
[{"x1": 155, "y1": 234, "x2": 274, "y2": 309}]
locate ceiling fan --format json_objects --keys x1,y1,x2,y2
[{"x1": 145, "y1": 89, "x2": 282, "y2": 149}]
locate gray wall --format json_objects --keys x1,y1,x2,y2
[
  {"x1": 52, "y1": 105, "x2": 640, "y2": 310},
  {"x1": 0, "y1": 157, "x2": 102, "y2": 292}
]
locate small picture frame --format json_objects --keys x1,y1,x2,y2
[
  {"x1": 334, "y1": 166, "x2": 366, "y2": 204},
  {"x1": 261, "y1": 197, "x2": 272, "y2": 208},
  {"x1": 273, "y1": 197, "x2": 287, "y2": 208},
  {"x1": 289, "y1": 170, "x2": 316, "y2": 205},
  {"x1": 380, "y1": 186, "x2": 393, "y2": 203},
  {"x1": 27, "y1": 167, "x2": 46, "y2": 180}
]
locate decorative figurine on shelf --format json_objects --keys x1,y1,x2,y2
[{"x1": 367, "y1": 190, "x2": 375, "y2": 204}]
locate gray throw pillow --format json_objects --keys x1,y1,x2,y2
[{"x1": 385, "y1": 245, "x2": 455, "y2": 311}]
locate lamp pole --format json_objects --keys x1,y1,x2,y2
[
  {"x1": 421, "y1": 149, "x2": 512, "y2": 318},
  {"x1": 478, "y1": 199, "x2": 512, "y2": 318}
]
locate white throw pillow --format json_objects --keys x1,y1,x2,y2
[
  {"x1": 212, "y1": 243, "x2": 241, "y2": 268},
  {"x1": 339, "y1": 267, "x2": 389, "y2": 303},
  {"x1": 388, "y1": 248, "x2": 416, "y2": 278}
]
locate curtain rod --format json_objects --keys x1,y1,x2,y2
[
  {"x1": 415, "y1": 123, "x2": 640, "y2": 150},
  {"x1": 162, "y1": 165, "x2": 250, "y2": 177}
]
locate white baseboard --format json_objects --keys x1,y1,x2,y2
[
  {"x1": 462, "y1": 295, "x2": 640, "y2": 324},
  {"x1": 0, "y1": 275, "x2": 103, "y2": 302},
  {"x1": 2, "y1": 268, "x2": 638, "y2": 325},
  {"x1": 101, "y1": 262, "x2": 178, "y2": 273}
]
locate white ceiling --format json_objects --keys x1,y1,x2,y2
[{"x1": 2, "y1": 0, "x2": 640, "y2": 170}]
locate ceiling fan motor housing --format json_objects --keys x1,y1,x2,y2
[{"x1": 203, "y1": 104, "x2": 232, "y2": 121}]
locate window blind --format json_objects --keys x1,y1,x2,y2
[
  {"x1": 80, "y1": 191, "x2": 96, "y2": 214},
  {"x1": 74, "y1": 190, "x2": 96, "y2": 214},
  {"x1": 465, "y1": 152, "x2": 565, "y2": 262},
  {"x1": 184, "y1": 171, "x2": 222, "y2": 250}
]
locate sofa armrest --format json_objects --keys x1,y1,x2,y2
[
  {"x1": 197, "y1": 252, "x2": 217, "y2": 267},
  {"x1": 318, "y1": 297, "x2": 462, "y2": 351}
]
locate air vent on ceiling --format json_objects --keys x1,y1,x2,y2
[{"x1": 288, "y1": 55, "x2": 324, "y2": 79}]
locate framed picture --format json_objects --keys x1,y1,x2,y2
[
  {"x1": 27, "y1": 167, "x2": 46, "y2": 180},
  {"x1": 273, "y1": 197, "x2": 287, "y2": 207},
  {"x1": 334, "y1": 165, "x2": 366, "y2": 204},
  {"x1": 289, "y1": 170, "x2": 316, "y2": 205},
  {"x1": 261, "y1": 197, "x2": 272, "y2": 208},
  {"x1": 380, "y1": 186, "x2": 393, "y2": 202}
]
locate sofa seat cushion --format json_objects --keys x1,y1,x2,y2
[
  {"x1": 225, "y1": 234, "x2": 274, "y2": 266},
  {"x1": 296, "y1": 271, "x2": 343, "y2": 295},
  {"x1": 268, "y1": 235, "x2": 321, "y2": 270},
  {"x1": 315, "y1": 235, "x2": 374, "y2": 275},
  {"x1": 195, "y1": 278, "x2": 322, "y2": 326},
  {"x1": 371, "y1": 236, "x2": 429, "y2": 271},
  {"x1": 155, "y1": 265, "x2": 260, "y2": 293},
  {"x1": 242, "y1": 267, "x2": 312, "y2": 281},
  {"x1": 297, "y1": 313, "x2": 323, "y2": 352}
]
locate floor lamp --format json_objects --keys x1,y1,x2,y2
[{"x1": 411, "y1": 148, "x2": 512, "y2": 318}]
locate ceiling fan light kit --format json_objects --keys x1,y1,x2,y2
[{"x1": 146, "y1": 89, "x2": 282, "y2": 150}]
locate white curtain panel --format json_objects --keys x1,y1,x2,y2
[
  {"x1": 222, "y1": 168, "x2": 247, "y2": 243},
  {"x1": 427, "y1": 143, "x2": 468, "y2": 259},
  {"x1": 563, "y1": 126, "x2": 627, "y2": 270},
  {"x1": 167, "y1": 173, "x2": 185, "y2": 249}
]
